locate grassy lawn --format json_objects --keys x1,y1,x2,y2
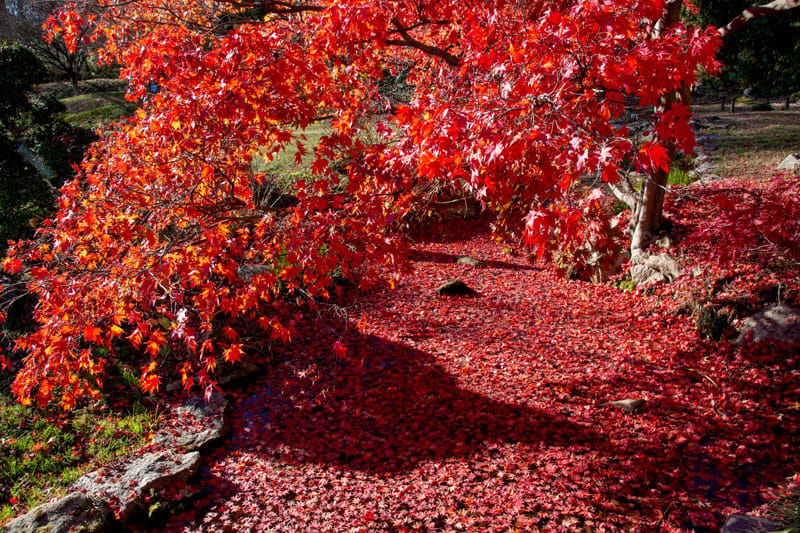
[
  {"x1": 60, "y1": 91, "x2": 138, "y2": 129},
  {"x1": 251, "y1": 121, "x2": 332, "y2": 180},
  {"x1": 692, "y1": 104, "x2": 800, "y2": 179},
  {"x1": 0, "y1": 365, "x2": 161, "y2": 524}
]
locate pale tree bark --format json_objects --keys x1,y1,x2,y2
[
  {"x1": 628, "y1": 0, "x2": 684, "y2": 258},
  {"x1": 719, "y1": 0, "x2": 800, "y2": 38}
]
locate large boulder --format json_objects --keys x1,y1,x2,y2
[
  {"x1": 734, "y1": 303, "x2": 800, "y2": 345},
  {"x1": 643, "y1": 254, "x2": 683, "y2": 281},
  {"x1": 5, "y1": 492, "x2": 112, "y2": 533},
  {"x1": 630, "y1": 264, "x2": 666, "y2": 286},
  {"x1": 777, "y1": 154, "x2": 800, "y2": 175},
  {"x1": 630, "y1": 253, "x2": 684, "y2": 286}
]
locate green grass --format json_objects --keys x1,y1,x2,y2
[
  {"x1": 60, "y1": 91, "x2": 138, "y2": 129},
  {"x1": 0, "y1": 371, "x2": 160, "y2": 524},
  {"x1": 667, "y1": 167, "x2": 696, "y2": 186},
  {"x1": 251, "y1": 121, "x2": 332, "y2": 180}
]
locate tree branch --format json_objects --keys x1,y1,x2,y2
[
  {"x1": 213, "y1": 0, "x2": 324, "y2": 13},
  {"x1": 386, "y1": 17, "x2": 460, "y2": 67},
  {"x1": 719, "y1": 0, "x2": 800, "y2": 39}
]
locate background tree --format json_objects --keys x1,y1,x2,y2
[
  {"x1": 694, "y1": 0, "x2": 800, "y2": 107},
  {"x1": 1, "y1": 0, "x2": 100, "y2": 94}
]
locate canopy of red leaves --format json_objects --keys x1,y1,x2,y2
[{"x1": 1, "y1": 0, "x2": 721, "y2": 409}]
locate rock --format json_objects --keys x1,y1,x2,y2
[
  {"x1": 455, "y1": 256, "x2": 484, "y2": 267},
  {"x1": 696, "y1": 134, "x2": 718, "y2": 146},
  {"x1": 630, "y1": 264, "x2": 666, "y2": 286},
  {"x1": 435, "y1": 278, "x2": 475, "y2": 296},
  {"x1": 5, "y1": 492, "x2": 112, "y2": 533},
  {"x1": 699, "y1": 173, "x2": 722, "y2": 184},
  {"x1": 216, "y1": 361, "x2": 263, "y2": 387},
  {"x1": 603, "y1": 398, "x2": 645, "y2": 413},
  {"x1": 654, "y1": 236, "x2": 671, "y2": 249},
  {"x1": 777, "y1": 154, "x2": 800, "y2": 175},
  {"x1": 237, "y1": 264, "x2": 271, "y2": 282},
  {"x1": 643, "y1": 254, "x2": 683, "y2": 282},
  {"x1": 153, "y1": 391, "x2": 230, "y2": 453},
  {"x1": 721, "y1": 513, "x2": 780, "y2": 533},
  {"x1": 734, "y1": 303, "x2": 800, "y2": 346},
  {"x1": 71, "y1": 451, "x2": 201, "y2": 519},
  {"x1": 692, "y1": 160, "x2": 716, "y2": 177}
]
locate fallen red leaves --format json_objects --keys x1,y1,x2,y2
[{"x1": 151, "y1": 218, "x2": 799, "y2": 532}]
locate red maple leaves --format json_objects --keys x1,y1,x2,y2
[
  {"x1": 143, "y1": 220, "x2": 800, "y2": 531},
  {"x1": 3, "y1": 0, "x2": 720, "y2": 408}
]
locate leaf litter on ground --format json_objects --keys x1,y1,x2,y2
[{"x1": 152, "y1": 212, "x2": 799, "y2": 532}]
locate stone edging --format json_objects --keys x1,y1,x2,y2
[{"x1": 5, "y1": 392, "x2": 230, "y2": 533}]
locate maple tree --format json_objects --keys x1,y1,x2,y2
[
  {"x1": 2, "y1": 1, "x2": 101, "y2": 94},
  {"x1": 0, "y1": 0, "x2": 737, "y2": 408}
]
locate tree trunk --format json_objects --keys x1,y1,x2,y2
[
  {"x1": 731, "y1": 96, "x2": 736, "y2": 113},
  {"x1": 628, "y1": 0, "x2": 682, "y2": 258},
  {"x1": 786, "y1": 95, "x2": 791, "y2": 110},
  {"x1": 630, "y1": 169, "x2": 668, "y2": 255}
]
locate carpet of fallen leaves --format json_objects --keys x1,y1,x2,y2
[{"x1": 152, "y1": 205, "x2": 799, "y2": 531}]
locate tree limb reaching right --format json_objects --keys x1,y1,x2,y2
[{"x1": 719, "y1": 0, "x2": 800, "y2": 39}]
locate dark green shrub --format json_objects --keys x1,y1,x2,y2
[
  {"x1": 0, "y1": 45, "x2": 47, "y2": 125},
  {"x1": 0, "y1": 44, "x2": 94, "y2": 251}
]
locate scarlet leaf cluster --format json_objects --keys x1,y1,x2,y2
[{"x1": 3, "y1": 0, "x2": 721, "y2": 407}]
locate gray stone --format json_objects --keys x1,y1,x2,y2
[
  {"x1": 630, "y1": 264, "x2": 666, "y2": 286},
  {"x1": 435, "y1": 278, "x2": 475, "y2": 296},
  {"x1": 721, "y1": 513, "x2": 780, "y2": 533},
  {"x1": 643, "y1": 254, "x2": 683, "y2": 282},
  {"x1": 153, "y1": 392, "x2": 230, "y2": 452},
  {"x1": 734, "y1": 303, "x2": 800, "y2": 346},
  {"x1": 216, "y1": 361, "x2": 262, "y2": 387},
  {"x1": 71, "y1": 450, "x2": 200, "y2": 519},
  {"x1": 5, "y1": 492, "x2": 112, "y2": 533},
  {"x1": 693, "y1": 160, "x2": 716, "y2": 176},
  {"x1": 237, "y1": 264, "x2": 271, "y2": 282},
  {"x1": 455, "y1": 256, "x2": 484, "y2": 267},
  {"x1": 696, "y1": 134, "x2": 719, "y2": 146},
  {"x1": 698, "y1": 173, "x2": 723, "y2": 184},
  {"x1": 654, "y1": 236, "x2": 672, "y2": 249},
  {"x1": 777, "y1": 154, "x2": 800, "y2": 175},
  {"x1": 603, "y1": 399, "x2": 645, "y2": 413}
]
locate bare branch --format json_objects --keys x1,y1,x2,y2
[
  {"x1": 386, "y1": 17, "x2": 460, "y2": 67},
  {"x1": 719, "y1": 0, "x2": 800, "y2": 39}
]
